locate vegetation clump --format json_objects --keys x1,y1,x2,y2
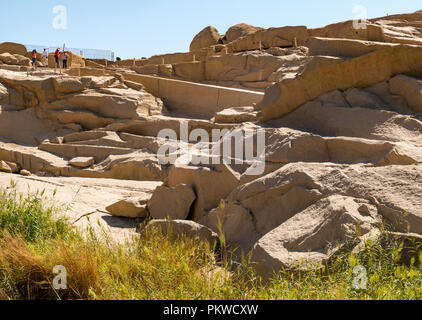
[{"x1": 0, "y1": 183, "x2": 421, "y2": 300}]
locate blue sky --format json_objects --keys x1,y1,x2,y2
[{"x1": 0, "y1": 0, "x2": 420, "y2": 59}]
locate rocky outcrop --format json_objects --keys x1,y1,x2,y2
[
  {"x1": 0, "y1": 70, "x2": 165, "y2": 128},
  {"x1": 268, "y1": 101, "x2": 422, "y2": 145},
  {"x1": 231, "y1": 162, "x2": 422, "y2": 234},
  {"x1": 307, "y1": 37, "x2": 398, "y2": 58},
  {"x1": 106, "y1": 195, "x2": 150, "y2": 218},
  {"x1": 0, "y1": 42, "x2": 28, "y2": 56},
  {"x1": 197, "y1": 160, "x2": 422, "y2": 259},
  {"x1": 389, "y1": 75, "x2": 422, "y2": 112},
  {"x1": 190, "y1": 26, "x2": 221, "y2": 52},
  {"x1": 260, "y1": 45, "x2": 422, "y2": 121},
  {"x1": 227, "y1": 26, "x2": 309, "y2": 52},
  {"x1": 0, "y1": 10, "x2": 421, "y2": 281},
  {"x1": 251, "y1": 195, "x2": 381, "y2": 276},
  {"x1": 225, "y1": 23, "x2": 264, "y2": 43},
  {"x1": 205, "y1": 50, "x2": 308, "y2": 83}
]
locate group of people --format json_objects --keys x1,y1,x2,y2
[{"x1": 30, "y1": 48, "x2": 69, "y2": 69}]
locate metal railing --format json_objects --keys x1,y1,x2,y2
[{"x1": 25, "y1": 44, "x2": 115, "y2": 61}]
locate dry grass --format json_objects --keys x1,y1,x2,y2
[{"x1": 0, "y1": 235, "x2": 99, "y2": 300}]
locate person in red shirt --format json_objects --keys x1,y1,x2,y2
[
  {"x1": 31, "y1": 50, "x2": 37, "y2": 67},
  {"x1": 54, "y1": 49, "x2": 60, "y2": 68}
]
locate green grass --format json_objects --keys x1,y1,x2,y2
[
  {"x1": 0, "y1": 180, "x2": 74, "y2": 243},
  {"x1": 0, "y1": 181, "x2": 421, "y2": 300}
]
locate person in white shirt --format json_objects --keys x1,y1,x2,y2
[{"x1": 42, "y1": 49, "x2": 48, "y2": 67}]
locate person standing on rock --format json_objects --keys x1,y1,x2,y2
[
  {"x1": 54, "y1": 48, "x2": 60, "y2": 69},
  {"x1": 61, "y1": 51, "x2": 69, "y2": 69},
  {"x1": 41, "y1": 49, "x2": 48, "y2": 67},
  {"x1": 31, "y1": 50, "x2": 37, "y2": 68}
]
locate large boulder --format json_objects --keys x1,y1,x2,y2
[
  {"x1": 389, "y1": 75, "x2": 422, "y2": 112},
  {"x1": 0, "y1": 42, "x2": 28, "y2": 56},
  {"x1": 148, "y1": 184, "x2": 196, "y2": 220},
  {"x1": 14, "y1": 54, "x2": 31, "y2": 66},
  {"x1": 190, "y1": 26, "x2": 221, "y2": 52},
  {"x1": 5, "y1": 161, "x2": 19, "y2": 173},
  {"x1": 167, "y1": 164, "x2": 240, "y2": 222},
  {"x1": 0, "y1": 53, "x2": 19, "y2": 65},
  {"x1": 52, "y1": 77, "x2": 90, "y2": 94},
  {"x1": 0, "y1": 160, "x2": 13, "y2": 173},
  {"x1": 106, "y1": 195, "x2": 150, "y2": 218},
  {"x1": 20, "y1": 169, "x2": 31, "y2": 176},
  {"x1": 200, "y1": 201, "x2": 259, "y2": 252},
  {"x1": 225, "y1": 23, "x2": 263, "y2": 43},
  {"x1": 0, "y1": 160, "x2": 20, "y2": 174},
  {"x1": 69, "y1": 157, "x2": 95, "y2": 168},
  {"x1": 251, "y1": 195, "x2": 381, "y2": 277}
]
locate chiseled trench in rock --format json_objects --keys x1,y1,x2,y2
[{"x1": 0, "y1": 9, "x2": 421, "y2": 277}]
